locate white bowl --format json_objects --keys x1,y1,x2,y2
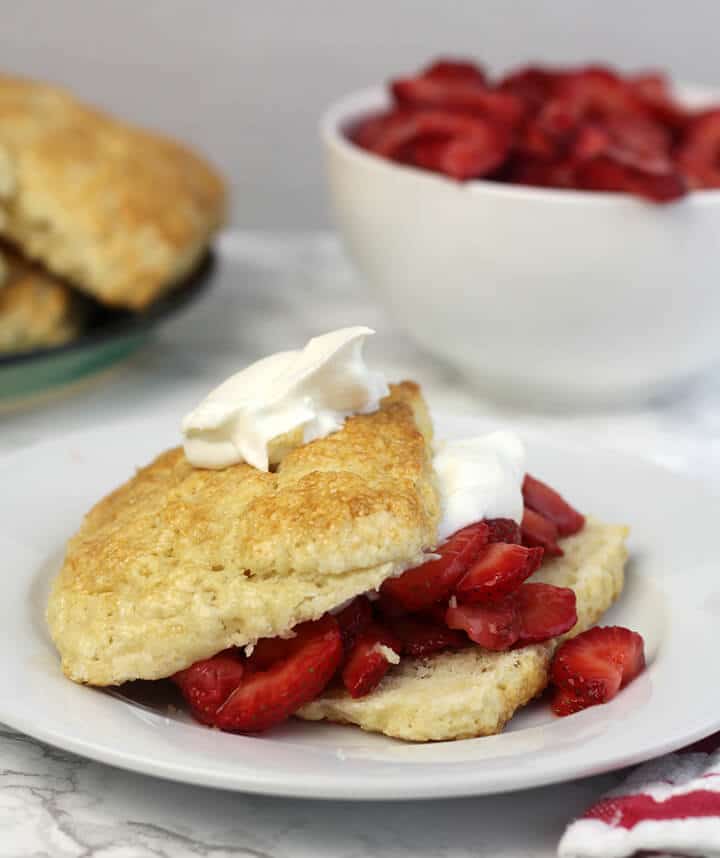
[{"x1": 321, "y1": 86, "x2": 720, "y2": 408}]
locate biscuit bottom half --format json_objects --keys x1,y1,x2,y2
[{"x1": 297, "y1": 517, "x2": 628, "y2": 742}]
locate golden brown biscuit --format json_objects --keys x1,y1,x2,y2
[
  {"x1": 46, "y1": 382, "x2": 440, "y2": 685},
  {"x1": 0, "y1": 75, "x2": 225, "y2": 310},
  {"x1": 0, "y1": 250, "x2": 84, "y2": 352},
  {"x1": 298, "y1": 517, "x2": 628, "y2": 741}
]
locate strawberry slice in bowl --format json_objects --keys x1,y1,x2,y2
[{"x1": 397, "y1": 123, "x2": 511, "y2": 181}]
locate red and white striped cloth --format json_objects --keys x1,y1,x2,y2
[{"x1": 559, "y1": 734, "x2": 720, "y2": 857}]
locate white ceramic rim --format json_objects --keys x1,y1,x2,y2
[{"x1": 320, "y1": 82, "x2": 720, "y2": 206}]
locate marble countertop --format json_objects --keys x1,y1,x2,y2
[{"x1": 2, "y1": 231, "x2": 719, "y2": 857}]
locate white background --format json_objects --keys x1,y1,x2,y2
[{"x1": 3, "y1": 0, "x2": 719, "y2": 228}]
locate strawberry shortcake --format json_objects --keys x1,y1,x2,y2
[{"x1": 47, "y1": 328, "x2": 642, "y2": 741}]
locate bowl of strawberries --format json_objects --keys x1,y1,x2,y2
[{"x1": 321, "y1": 59, "x2": 720, "y2": 407}]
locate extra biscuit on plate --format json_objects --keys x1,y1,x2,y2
[
  {"x1": 0, "y1": 75, "x2": 226, "y2": 310},
  {"x1": 0, "y1": 250, "x2": 85, "y2": 353},
  {"x1": 46, "y1": 382, "x2": 440, "y2": 686},
  {"x1": 298, "y1": 518, "x2": 628, "y2": 741}
]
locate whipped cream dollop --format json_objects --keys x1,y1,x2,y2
[
  {"x1": 434, "y1": 431, "x2": 526, "y2": 541},
  {"x1": 182, "y1": 327, "x2": 389, "y2": 470}
]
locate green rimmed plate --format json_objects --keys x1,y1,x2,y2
[{"x1": 0, "y1": 251, "x2": 216, "y2": 402}]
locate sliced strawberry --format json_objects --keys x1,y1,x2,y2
[
  {"x1": 575, "y1": 155, "x2": 687, "y2": 202},
  {"x1": 401, "y1": 137, "x2": 450, "y2": 172},
  {"x1": 522, "y1": 474, "x2": 586, "y2": 537},
  {"x1": 521, "y1": 506, "x2": 564, "y2": 557},
  {"x1": 630, "y1": 72, "x2": 690, "y2": 131},
  {"x1": 677, "y1": 110, "x2": 720, "y2": 189},
  {"x1": 412, "y1": 118, "x2": 508, "y2": 179},
  {"x1": 380, "y1": 521, "x2": 489, "y2": 611},
  {"x1": 441, "y1": 125, "x2": 510, "y2": 179},
  {"x1": 515, "y1": 582, "x2": 577, "y2": 643},
  {"x1": 423, "y1": 59, "x2": 487, "y2": 85},
  {"x1": 570, "y1": 116, "x2": 673, "y2": 173},
  {"x1": 245, "y1": 636, "x2": 298, "y2": 671},
  {"x1": 485, "y1": 517, "x2": 522, "y2": 545},
  {"x1": 172, "y1": 651, "x2": 246, "y2": 725},
  {"x1": 399, "y1": 123, "x2": 510, "y2": 180},
  {"x1": 375, "y1": 589, "x2": 408, "y2": 619},
  {"x1": 445, "y1": 596, "x2": 519, "y2": 650},
  {"x1": 334, "y1": 595, "x2": 374, "y2": 654},
  {"x1": 351, "y1": 60, "x2": 695, "y2": 203},
  {"x1": 571, "y1": 123, "x2": 612, "y2": 161},
  {"x1": 391, "y1": 78, "x2": 523, "y2": 127},
  {"x1": 550, "y1": 625, "x2": 646, "y2": 715},
  {"x1": 455, "y1": 542, "x2": 543, "y2": 603},
  {"x1": 515, "y1": 119, "x2": 560, "y2": 161},
  {"x1": 357, "y1": 109, "x2": 428, "y2": 158},
  {"x1": 498, "y1": 66, "x2": 561, "y2": 112},
  {"x1": 248, "y1": 614, "x2": 350, "y2": 672},
  {"x1": 552, "y1": 66, "x2": 647, "y2": 119},
  {"x1": 602, "y1": 114, "x2": 672, "y2": 172},
  {"x1": 537, "y1": 96, "x2": 583, "y2": 139},
  {"x1": 363, "y1": 110, "x2": 489, "y2": 160},
  {"x1": 505, "y1": 157, "x2": 578, "y2": 189},
  {"x1": 342, "y1": 623, "x2": 401, "y2": 698},
  {"x1": 422, "y1": 601, "x2": 452, "y2": 625},
  {"x1": 214, "y1": 616, "x2": 342, "y2": 732},
  {"x1": 387, "y1": 615, "x2": 467, "y2": 657},
  {"x1": 551, "y1": 686, "x2": 589, "y2": 716},
  {"x1": 629, "y1": 71, "x2": 671, "y2": 104},
  {"x1": 350, "y1": 111, "x2": 403, "y2": 150}
]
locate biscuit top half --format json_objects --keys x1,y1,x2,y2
[{"x1": 47, "y1": 382, "x2": 440, "y2": 686}]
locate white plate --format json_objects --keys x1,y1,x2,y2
[{"x1": 2, "y1": 413, "x2": 719, "y2": 800}]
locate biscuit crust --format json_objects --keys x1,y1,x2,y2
[
  {"x1": 0, "y1": 75, "x2": 226, "y2": 309},
  {"x1": 0, "y1": 250, "x2": 84, "y2": 352},
  {"x1": 297, "y1": 517, "x2": 628, "y2": 741},
  {"x1": 47, "y1": 383, "x2": 440, "y2": 685}
]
